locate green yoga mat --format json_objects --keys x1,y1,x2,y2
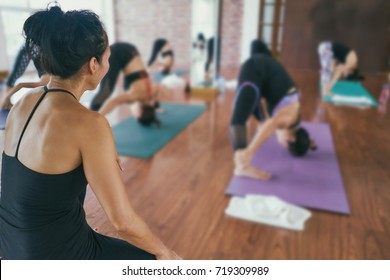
[
  {"x1": 322, "y1": 81, "x2": 378, "y2": 107},
  {"x1": 112, "y1": 102, "x2": 206, "y2": 158}
]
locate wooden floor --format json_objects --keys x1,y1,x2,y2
[
  {"x1": 83, "y1": 70, "x2": 390, "y2": 260},
  {"x1": 2, "y1": 70, "x2": 390, "y2": 259}
]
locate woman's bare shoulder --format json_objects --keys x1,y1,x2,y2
[{"x1": 72, "y1": 106, "x2": 111, "y2": 137}]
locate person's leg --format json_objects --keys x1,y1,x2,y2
[
  {"x1": 343, "y1": 50, "x2": 358, "y2": 79},
  {"x1": 230, "y1": 83, "x2": 260, "y2": 149},
  {"x1": 345, "y1": 50, "x2": 358, "y2": 72},
  {"x1": 90, "y1": 68, "x2": 120, "y2": 111},
  {"x1": 99, "y1": 94, "x2": 136, "y2": 115},
  {"x1": 233, "y1": 118, "x2": 274, "y2": 180},
  {"x1": 6, "y1": 46, "x2": 30, "y2": 88},
  {"x1": 94, "y1": 233, "x2": 156, "y2": 260},
  {"x1": 318, "y1": 42, "x2": 334, "y2": 95},
  {"x1": 230, "y1": 83, "x2": 271, "y2": 180}
]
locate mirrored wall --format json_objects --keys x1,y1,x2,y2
[{"x1": 191, "y1": 0, "x2": 220, "y2": 87}]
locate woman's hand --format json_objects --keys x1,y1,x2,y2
[
  {"x1": 1, "y1": 94, "x2": 13, "y2": 110},
  {"x1": 156, "y1": 248, "x2": 182, "y2": 260}
]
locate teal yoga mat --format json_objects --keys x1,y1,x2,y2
[
  {"x1": 112, "y1": 102, "x2": 206, "y2": 158},
  {"x1": 152, "y1": 69, "x2": 189, "y2": 83},
  {"x1": 322, "y1": 81, "x2": 378, "y2": 107}
]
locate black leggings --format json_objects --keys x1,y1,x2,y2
[
  {"x1": 230, "y1": 82, "x2": 263, "y2": 150},
  {"x1": 90, "y1": 65, "x2": 121, "y2": 111}
]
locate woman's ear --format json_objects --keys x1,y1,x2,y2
[
  {"x1": 288, "y1": 131, "x2": 296, "y2": 142},
  {"x1": 88, "y1": 57, "x2": 98, "y2": 74}
]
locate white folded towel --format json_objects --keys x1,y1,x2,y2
[
  {"x1": 331, "y1": 95, "x2": 373, "y2": 105},
  {"x1": 225, "y1": 194, "x2": 312, "y2": 231}
]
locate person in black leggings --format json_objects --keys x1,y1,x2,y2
[
  {"x1": 231, "y1": 54, "x2": 316, "y2": 180},
  {"x1": 0, "y1": 5, "x2": 180, "y2": 260},
  {"x1": 1, "y1": 45, "x2": 49, "y2": 109},
  {"x1": 250, "y1": 39, "x2": 272, "y2": 57},
  {"x1": 90, "y1": 42, "x2": 160, "y2": 126},
  {"x1": 204, "y1": 37, "x2": 221, "y2": 82}
]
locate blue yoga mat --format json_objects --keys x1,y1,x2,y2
[
  {"x1": 0, "y1": 109, "x2": 10, "y2": 130},
  {"x1": 112, "y1": 102, "x2": 206, "y2": 158},
  {"x1": 152, "y1": 69, "x2": 189, "y2": 83},
  {"x1": 323, "y1": 81, "x2": 378, "y2": 107}
]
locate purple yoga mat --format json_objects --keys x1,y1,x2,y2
[{"x1": 225, "y1": 122, "x2": 350, "y2": 214}]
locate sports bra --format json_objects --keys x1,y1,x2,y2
[{"x1": 161, "y1": 50, "x2": 174, "y2": 57}]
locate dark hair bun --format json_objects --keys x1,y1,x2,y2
[
  {"x1": 23, "y1": 5, "x2": 108, "y2": 78},
  {"x1": 48, "y1": 5, "x2": 63, "y2": 15},
  {"x1": 288, "y1": 127, "x2": 311, "y2": 157}
]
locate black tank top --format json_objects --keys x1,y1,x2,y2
[
  {"x1": 0, "y1": 87, "x2": 92, "y2": 259},
  {"x1": 0, "y1": 86, "x2": 156, "y2": 260}
]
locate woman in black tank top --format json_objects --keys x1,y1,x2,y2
[{"x1": 0, "y1": 5, "x2": 180, "y2": 260}]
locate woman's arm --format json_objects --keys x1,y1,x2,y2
[
  {"x1": 80, "y1": 113, "x2": 180, "y2": 259},
  {"x1": 325, "y1": 63, "x2": 344, "y2": 95},
  {"x1": 1, "y1": 74, "x2": 50, "y2": 109}
]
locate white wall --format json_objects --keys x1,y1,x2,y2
[
  {"x1": 0, "y1": 13, "x2": 9, "y2": 71},
  {"x1": 240, "y1": 0, "x2": 260, "y2": 63}
]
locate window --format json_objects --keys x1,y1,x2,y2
[
  {"x1": 0, "y1": 0, "x2": 114, "y2": 72},
  {"x1": 257, "y1": 0, "x2": 286, "y2": 56}
]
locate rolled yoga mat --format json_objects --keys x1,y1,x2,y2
[
  {"x1": 112, "y1": 102, "x2": 206, "y2": 159},
  {"x1": 0, "y1": 109, "x2": 9, "y2": 130},
  {"x1": 323, "y1": 81, "x2": 378, "y2": 107},
  {"x1": 225, "y1": 122, "x2": 350, "y2": 214}
]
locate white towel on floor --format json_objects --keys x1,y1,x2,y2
[
  {"x1": 225, "y1": 194, "x2": 312, "y2": 231},
  {"x1": 161, "y1": 74, "x2": 186, "y2": 89},
  {"x1": 331, "y1": 95, "x2": 373, "y2": 105}
]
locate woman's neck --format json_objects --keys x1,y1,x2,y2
[{"x1": 47, "y1": 76, "x2": 87, "y2": 100}]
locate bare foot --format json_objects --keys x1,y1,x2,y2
[
  {"x1": 234, "y1": 164, "x2": 272, "y2": 180},
  {"x1": 234, "y1": 149, "x2": 251, "y2": 167}
]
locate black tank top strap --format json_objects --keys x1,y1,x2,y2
[{"x1": 15, "y1": 86, "x2": 77, "y2": 158}]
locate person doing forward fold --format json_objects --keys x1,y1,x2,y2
[
  {"x1": 90, "y1": 42, "x2": 160, "y2": 127},
  {"x1": 318, "y1": 41, "x2": 362, "y2": 95},
  {"x1": 148, "y1": 38, "x2": 175, "y2": 75},
  {"x1": 0, "y1": 4, "x2": 180, "y2": 260},
  {"x1": 230, "y1": 53, "x2": 317, "y2": 180}
]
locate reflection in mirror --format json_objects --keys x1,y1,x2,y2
[{"x1": 191, "y1": 0, "x2": 220, "y2": 87}]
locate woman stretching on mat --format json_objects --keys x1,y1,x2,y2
[
  {"x1": 1, "y1": 44, "x2": 49, "y2": 109},
  {"x1": 148, "y1": 38, "x2": 174, "y2": 75},
  {"x1": 0, "y1": 5, "x2": 180, "y2": 260},
  {"x1": 90, "y1": 42, "x2": 160, "y2": 126},
  {"x1": 318, "y1": 41, "x2": 363, "y2": 96},
  {"x1": 148, "y1": 38, "x2": 190, "y2": 94},
  {"x1": 230, "y1": 53, "x2": 317, "y2": 180}
]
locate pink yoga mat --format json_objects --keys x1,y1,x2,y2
[{"x1": 225, "y1": 122, "x2": 350, "y2": 214}]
